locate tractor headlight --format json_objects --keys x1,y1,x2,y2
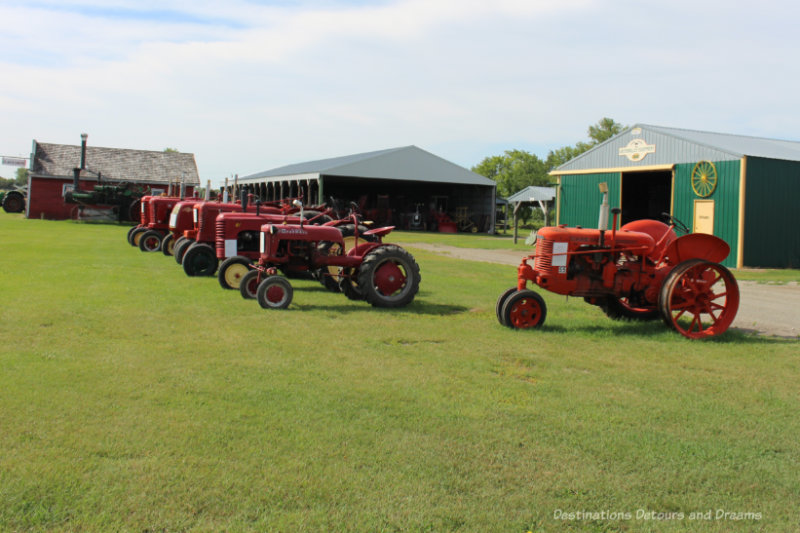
[
  {"x1": 193, "y1": 208, "x2": 198, "y2": 223},
  {"x1": 260, "y1": 231, "x2": 265, "y2": 253}
]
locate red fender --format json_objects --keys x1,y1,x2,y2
[{"x1": 664, "y1": 233, "x2": 730, "y2": 265}]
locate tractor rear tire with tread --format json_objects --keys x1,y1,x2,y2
[
  {"x1": 356, "y1": 245, "x2": 421, "y2": 308},
  {"x1": 182, "y1": 243, "x2": 218, "y2": 276}
]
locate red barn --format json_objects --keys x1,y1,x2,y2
[{"x1": 27, "y1": 140, "x2": 200, "y2": 220}]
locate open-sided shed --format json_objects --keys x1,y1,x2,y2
[
  {"x1": 504, "y1": 185, "x2": 556, "y2": 243},
  {"x1": 237, "y1": 146, "x2": 497, "y2": 232},
  {"x1": 551, "y1": 124, "x2": 800, "y2": 268}
]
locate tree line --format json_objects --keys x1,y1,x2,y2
[
  {"x1": 0, "y1": 168, "x2": 28, "y2": 190},
  {"x1": 471, "y1": 117, "x2": 625, "y2": 198}
]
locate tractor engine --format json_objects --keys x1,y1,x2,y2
[{"x1": 522, "y1": 223, "x2": 669, "y2": 303}]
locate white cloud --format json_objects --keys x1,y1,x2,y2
[{"x1": 2, "y1": 0, "x2": 800, "y2": 184}]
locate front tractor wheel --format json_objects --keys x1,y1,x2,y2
[
  {"x1": 256, "y1": 276, "x2": 293, "y2": 309},
  {"x1": 138, "y1": 230, "x2": 163, "y2": 252},
  {"x1": 496, "y1": 287, "x2": 519, "y2": 327},
  {"x1": 658, "y1": 259, "x2": 739, "y2": 339},
  {"x1": 182, "y1": 243, "x2": 218, "y2": 276},
  {"x1": 239, "y1": 269, "x2": 260, "y2": 299},
  {"x1": 218, "y1": 256, "x2": 252, "y2": 290},
  {"x1": 356, "y1": 245, "x2": 421, "y2": 308},
  {"x1": 501, "y1": 290, "x2": 547, "y2": 329},
  {"x1": 161, "y1": 234, "x2": 175, "y2": 256}
]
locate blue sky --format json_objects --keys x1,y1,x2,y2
[{"x1": 2, "y1": 0, "x2": 799, "y2": 186}]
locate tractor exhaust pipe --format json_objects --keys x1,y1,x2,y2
[
  {"x1": 597, "y1": 182, "x2": 609, "y2": 230},
  {"x1": 241, "y1": 187, "x2": 248, "y2": 212}
]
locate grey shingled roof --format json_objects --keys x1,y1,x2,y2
[
  {"x1": 555, "y1": 124, "x2": 800, "y2": 172},
  {"x1": 31, "y1": 141, "x2": 200, "y2": 186},
  {"x1": 241, "y1": 145, "x2": 495, "y2": 186}
]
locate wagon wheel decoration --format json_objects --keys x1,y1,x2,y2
[{"x1": 691, "y1": 160, "x2": 717, "y2": 197}]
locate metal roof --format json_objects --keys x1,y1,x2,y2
[
  {"x1": 240, "y1": 145, "x2": 496, "y2": 186},
  {"x1": 31, "y1": 141, "x2": 200, "y2": 186},
  {"x1": 554, "y1": 124, "x2": 800, "y2": 172},
  {"x1": 506, "y1": 186, "x2": 556, "y2": 204}
]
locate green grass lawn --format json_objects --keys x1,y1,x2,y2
[{"x1": 1, "y1": 212, "x2": 798, "y2": 532}]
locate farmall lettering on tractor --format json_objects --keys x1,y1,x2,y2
[
  {"x1": 239, "y1": 200, "x2": 421, "y2": 310},
  {"x1": 497, "y1": 197, "x2": 740, "y2": 339}
]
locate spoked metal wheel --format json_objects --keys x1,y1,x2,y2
[
  {"x1": 256, "y1": 275, "x2": 293, "y2": 309},
  {"x1": 658, "y1": 259, "x2": 739, "y2": 339},
  {"x1": 500, "y1": 290, "x2": 547, "y2": 329}
]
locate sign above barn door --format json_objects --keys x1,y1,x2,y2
[{"x1": 618, "y1": 138, "x2": 656, "y2": 162}]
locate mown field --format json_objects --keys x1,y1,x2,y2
[{"x1": 1, "y1": 212, "x2": 798, "y2": 532}]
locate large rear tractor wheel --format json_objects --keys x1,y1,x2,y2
[
  {"x1": 182, "y1": 243, "x2": 218, "y2": 277},
  {"x1": 2, "y1": 191, "x2": 25, "y2": 213},
  {"x1": 356, "y1": 245, "x2": 421, "y2": 308},
  {"x1": 658, "y1": 259, "x2": 739, "y2": 339},
  {"x1": 138, "y1": 230, "x2": 163, "y2": 252},
  {"x1": 496, "y1": 287, "x2": 519, "y2": 326},
  {"x1": 218, "y1": 256, "x2": 252, "y2": 290},
  {"x1": 501, "y1": 290, "x2": 547, "y2": 329},
  {"x1": 256, "y1": 276, "x2": 293, "y2": 309},
  {"x1": 239, "y1": 269, "x2": 261, "y2": 299},
  {"x1": 174, "y1": 238, "x2": 194, "y2": 264}
]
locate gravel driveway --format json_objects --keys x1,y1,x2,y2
[{"x1": 408, "y1": 243, "x2": 800, "y2": 339}]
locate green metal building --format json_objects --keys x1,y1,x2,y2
[{"x1": 551, "y1": 124, "x2": 800, "y2": 268}]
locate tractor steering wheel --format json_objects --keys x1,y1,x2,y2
[{"x1": 662, "y1": 212, "x2": 690, "y2": 234}]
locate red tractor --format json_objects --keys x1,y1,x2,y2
[
  {"x1": 134, "y1": 195, "x2": 184, "y2": 252},
  {"x1": 161, "y1": 198, "x2": 204, "y2": 256},
  {"x1": 496, "y1": 208, "x2": 739, "y2": 339},
  {"x1": 178, "y1": 195, "x2": 329, "y2": 277},
  {"x1": 127, "y1": 195, "x2": 154, "y2": 247},
  {"x1": 239, "y1": 201, "x2": 421, "y2": 310}
]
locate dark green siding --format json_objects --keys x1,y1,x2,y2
[
  {"x1": 743, "y1": 157, "x2": 800, "y2": 268},
  {"x1": 673, "y1": 160, "x2": 740, "y2": 268},
  {"x1": 558, "y1": 172, "x2": 621, "y2": 228}
]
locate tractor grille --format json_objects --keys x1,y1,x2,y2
[
  {"x1": 215, "y1": 218, "x2": 225, "y2": 251},
  {"x1": 534, "y1": 236, "x2": 554, "y2": 273}
]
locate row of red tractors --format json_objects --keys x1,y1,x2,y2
[{"x1": 127, "y1": 194, "x2": 421, "y2": 310}]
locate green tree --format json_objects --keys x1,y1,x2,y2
[
  {"x1": 472, "y1": 149, "x2": 550, "y2": 198},
  {"x1": 546, "y1": 117, "x2": 626, "y2": 169},
  {"x1": 15, "y1": 168, "x2": 28, "y2": 186},
  {"x1": 163, "y1": 147, "x2": 179, "y2": 153}
]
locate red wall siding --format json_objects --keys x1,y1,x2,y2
[{"x1": 27, "y1": 177, "x2": 196, "y2": 220}]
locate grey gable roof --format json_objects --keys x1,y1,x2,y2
[
  {"x1": 241, "y1": 145, "x2": 496, "y2": 186},
  {"x1": 31, "y1": 141, "x2": 200, "y2": 186},
  {"x1": 506, "y1": 186, "x2": 556, "y2": 204},
  {"x1": 554, "y1": 124, "x2": 800, "y2": 172}
]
